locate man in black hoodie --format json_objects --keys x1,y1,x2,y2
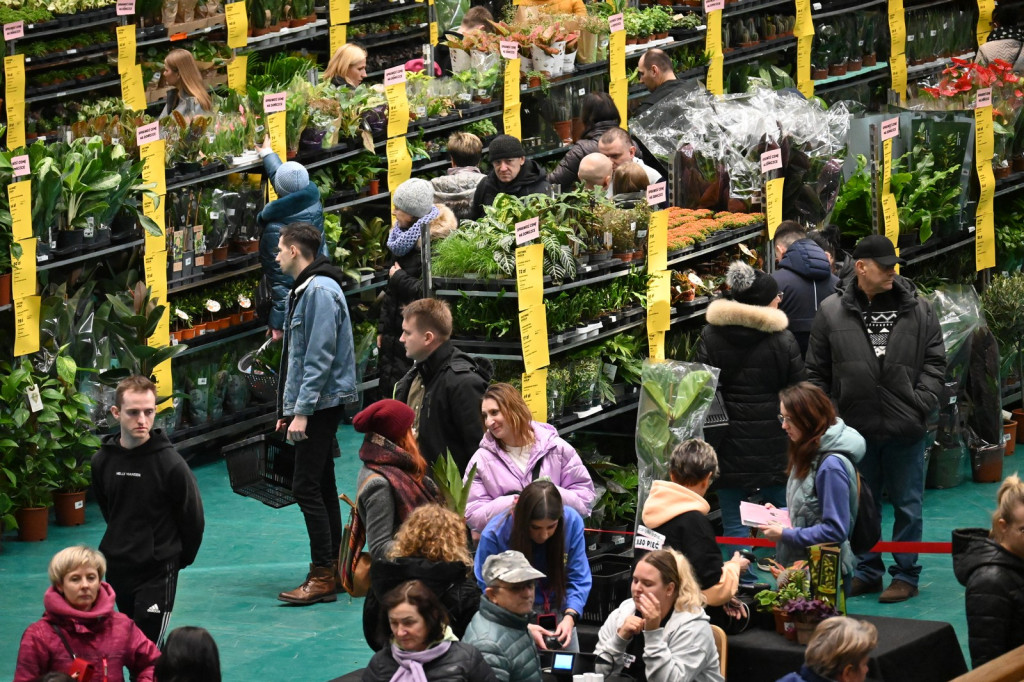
[
  {"x1": 469, "y1": 135, "x2": 550, "y2": 220},
  {"x1": 92, "y1": 375, "x2": 205, "y2": 644}
]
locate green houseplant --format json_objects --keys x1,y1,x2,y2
[{"x1": 981, "y1": 273, "x2": 1024, "y2": 384}]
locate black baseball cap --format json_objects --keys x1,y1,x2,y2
[{"x1": 852, "y1": 235, "x2": 906, "y2": 267}]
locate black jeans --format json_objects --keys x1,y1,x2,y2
[
  {"x1": 291, "y1": 405, "x2": 345, "y2": 568},
  {"x1": 106, "y1": 559, "x2": 179, "y2": 645}
]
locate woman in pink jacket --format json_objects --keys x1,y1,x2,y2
[
  {"x1": 15, "y1": 546, "x2": 160, "y2": 682},
  {"x1": 465, "y1": 383, "x2": 596, "y2": 533}
]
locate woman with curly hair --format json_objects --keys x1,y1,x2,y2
[{"x1": 365, "y1": 505, "x2": 479, "y2": 650}]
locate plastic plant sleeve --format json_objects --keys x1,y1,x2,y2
[{"x1": 634, "y1": 360, "x2": 720, "y2": 527}]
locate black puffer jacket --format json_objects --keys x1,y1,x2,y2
[
  {"x1": 547, "y1": 119, "x2": 619, "y2": 189},
  {"x1": 363, "y1": 556, "x2": 480, "y2": 651},
  {"x1": 469, "y1": 161, "x2": 550, "y2": 219},
  {"x1": 953, "y1": 527, "x2": 1024, "y2": 668},
  {"x1": 394, "y1": 341, "x2": 493, "y2": 471},
  {"x1": 377, "y1": 206, "x2": 458, "y2": 397},
  {"x1": 695, "y1": 298, "x2": 806, "y2": 489},
  {"x1": 362, "y1": 641, "x2": 498, "y2": 682},
  {"x1": 773, "y1": 238, "x2": 839, "y2": 355},
  {"x1": 805, "y1": 275, "x2": 946, "y2": 440}
]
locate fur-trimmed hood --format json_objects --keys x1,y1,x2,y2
[
  {"x1": 706, "y1": 298, "x2": 789, "y2": 332},
  {"x1": 428, "y1": 204, "x2": 458, "y2": 240}
]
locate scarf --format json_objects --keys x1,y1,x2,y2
[
  {"x1": 389, "y1": 641, "x2": 452, "y2": 682},
  {"x1": 360, "y1": 433, "x2": 441, "y2": 519},
  {"x1": 388, "y1": 207, "x2": 439, "y2": 257}
]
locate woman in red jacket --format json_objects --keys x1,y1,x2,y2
[{"x1": 15, "y1": 546, "x2": 160, "y2": 682}]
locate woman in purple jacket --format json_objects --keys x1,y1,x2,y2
[{"x1": 464, "y1": 383, "x2": 596, "y2": 534}]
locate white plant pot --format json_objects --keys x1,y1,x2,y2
[
  {"x1": 562, "y1": 50, "x2": 577, "y2": 73},
  {"x1": 532, "y1": 45, "x2": 562, "y2": 77},
  {"x1": 450, "y1": 48, "x2": 472, "y2": 73},
  {"x1": 519, "y1": 55, "x2": 533, "y2": 73}
]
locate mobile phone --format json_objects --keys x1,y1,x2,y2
[{"x1": 538, "y1": 612, "x2": 558, "y2": 630}]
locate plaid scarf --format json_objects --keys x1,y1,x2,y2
[{"x1": 359, "y1": 433, "x2": 441, "y2": 519}]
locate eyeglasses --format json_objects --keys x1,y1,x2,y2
[{"x1": 777, "y1": 414, "x2": 792, "y2": 425}]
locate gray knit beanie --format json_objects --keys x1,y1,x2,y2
[
  {"x1": 273, "y1": 162, "x2": 309, "y2": 196},
  {"x1": 392, "y1": 178, "x2": 435, "y2": 218}
]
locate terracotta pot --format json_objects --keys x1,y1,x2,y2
[
  {"x1": 847, "y1": 58, "x2": 863, "y2": 72},
  {"x1": 1013, "y1": 156, "x2": 1024, "y2": 173},
  {"x1": 181, "y1": 328, "x2": 197, "y2": 340},
  {"x1": 193, "y1": 322, "x2": 209, "y2": 335},
  {"x1": 626, "y1": 37, "x2": 638, "y2": 45},
  {"x1": 812, "y1": 68, "x2": 829, "y2": 80},
  {"x1": 655, "y1": 31, "x2": 669, "y2": 39},
  {"x1": 681, "y1": 290, "x2": 695, "y2": 301},
  {"x1": 53, "y1": 490, "x2": 86, "y2": 527},
  {"x1": 290, "y1": 14, "x2": 316, "y2": 27},
  {"x1": 972, "y1": 443, "x2": 1004, "y2": 483},
  {"x1": 1012, "y1": 409, "x2": 1024, "y2": 443},
  {"x1": 0, "y1": 272, "x2": 11, "y2": 307},
  {"x1": 863, "y1": 54, "x2": 877, "y2": 66},
  {"x1": 772, "y1": 607, "x2": 787, "y2": 635},
  {"x1": 637, "y1": 35, "x2": 649, "y2": 44},
  {"x1": 613, "y1": 252, "x2": 634, "y2": 262},
  {"x1": 553, "y1": 120, "x2": 573, "y2": 143},
  {"x1": 795, "y1": 619, "x2": 818, "y2": 645},
  {"x1": 571, "y1": 117, "x2": 584, "y2": 143},
  {"x1": 1004, "y1": 420, "x2": 1017, "y2": 457},
  {"x1": 15, "y1": 507, "x2": 49, "y2": 541},
  {"x1": 529, "y1": 77, "x2": 542, "y2": 87},
  {"x1": 369, "y1": 179, "x2": 380, "y2": 195},
  {"x1": 213, "y1": 245, "x2": 229, "y2": 262},
  {"x1": 828, "y1": 64, "x2": 847, "y2": 76},
  {"x1": 171, "y1": 330, "x2": 184, "y2": 343},
  {"x1": 241, "y1": 310, "x2": 256, "y2": 322}
]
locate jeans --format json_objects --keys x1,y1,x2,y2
[
  {"x1": 716, "y1": 485, "x2": 787, "y2": 581},
  {"x1": 291, "y1": 405, "x2": 345, "y2": 568},
  {"x1": 854, "y1": 436, "x2": 925, "y2": 587}
]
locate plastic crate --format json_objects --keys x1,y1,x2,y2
[
  {"x1": 222, "y1": 434, "x2": 296, "y2": 508},
  {"x1": 581, "y1": 554, "x2": 634, "y2": 625}
]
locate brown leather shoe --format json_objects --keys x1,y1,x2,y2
[
  {"x1": 848, "y1": 577, "x2": 883, "y2": 597},
  {"x1": 278, "y1": 564, "x2": 338, "y2": 605},
  {"x1": 879, "y1": 579, "x2": 919, "y2": 603}
]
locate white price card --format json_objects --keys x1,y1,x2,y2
[
  {"x1": 12, "y1": 155, "x2": 29, "y2": 176},
  {"x1": 500, "y1": 40, "x2": 519, "y2": 59},
  {"x1": 881, "y1": 117, "x2": 900, "y2": 141},
  {"x1": 263, "y1": 92, "x2": 286, "y2": 113},
  {"x1": 760, "y1": 148, "x2": 783, "y2": 172},
  {"x1": 633, "y1": 525, "x2": 666, "y2": 551},
  {"x1": 646, "y1": 181, "x2": 666, "y2": 205},
  {"x1": 976, "y1": 88, "x2": 992, "y2": 108},
  {"x1": 608, "y1": 13, "x2": 624, "y2": 32},
  {"x1": 515, "y1": 217, "x2": 540, "y2": 244},
  {"x1": 116, "y1": 0, "x2": 135, "y2": 15},
  {"x1": 136, "y1": 121, "x2": 160, "y2": 146},
  {"x1": 704, "y1": 0, "x2": 724, "y2": 11},
  {"x1": 384, "y1": 65, "x2": 407, "y2": 86},
  {"x1": 4, "y1": 21, "x2": 25, "y2": 40}
]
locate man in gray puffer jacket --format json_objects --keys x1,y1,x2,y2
[
  {"x1": 462, "y1": 551, "x2": 544, "y2": 682},
  {"x1": 431, "y1": 132, "x2": 486, "y2": 221}
]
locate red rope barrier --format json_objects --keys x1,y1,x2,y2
[{"x1": 584, "y1": 528, "x2": 953, "y2": 554}]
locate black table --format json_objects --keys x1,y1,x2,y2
[{"x1": 727, "y1": 614, "x2": 967, "y2": 682}]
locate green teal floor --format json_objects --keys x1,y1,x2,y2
[{"x1": 0, "y1": 426, "x2": 1017, "y2": 680}]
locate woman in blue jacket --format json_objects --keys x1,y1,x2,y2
[
  {"x1": 257, "y1": 141, "x2": 326, "y2": 339},
  {"x1": 475, "y1": 480, "x2": 592, "y2": 652}
]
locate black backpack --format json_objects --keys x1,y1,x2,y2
[{"x1": 816, "y1": 452, "x2": 882, "y2": 555}]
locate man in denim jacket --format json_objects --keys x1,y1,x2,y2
[{"x1": 274, "y1": 222, "x2": 358, "y2": 605}]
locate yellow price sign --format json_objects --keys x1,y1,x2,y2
[
  {"x1": 765, "y1": 177, "x2": 785, "y2": 237},
  {"x1": 978, "y1": 161, "x2": 995, "y2": 206},
  {"x1": 116, "y1": 24, "x2": 137, "y2": 72},
  {"x1": 8, "y1": 180, "x2": 32, "y2": 242},
  {"x1": 976, "y1": 210, "x2": 995, "y2": 271},
  {"x1": 882, "y1": 138, "x2": 893, "y2": 195},
  {"x1": 5, "y1": 101, "x2": 25, "y2": 149},
  {"x1": 228, "y1": 55, "x2": 248, "y2": 94},
  {"x1": 330, "y1": 24, "x2": 347, "y2": 55},
  {"x1": 387, "y1": 136, "x2": 413, "y2": 193},
  {"x1": 609, "y1": 78, "x2": 628, "y2": 131},
  {"x1": 4, "y1": 54, "x2": 26, "y2": 103},
  {"x1": 707, "y1": 55, "x2": 724, "y2": 96},
  {"x1": 519, "y1": 304, "x2": 550, "y2": 374},
  {"x1": 609, "y1": 31, "x2": 625, "y2": 82},
  {"x1": 386, "y1": 82, "x2": 410, "y2": 139},
  {"x1": 794, "y1": 0, "x2": 814, "y2": 37},
  {"x1": 521, "y1": 369, "x2": 548, "y2": 423},
  {"x1": 648, "y1": 210, "x2": 667, "y2": 273},
  {"x1": 141, "y1": 139, "x2": 166, "y2": 196},
  {"x1": 705, "y1": 10, "x2": 723, "y2": 57},
  {"x1": 515, "y1": 243, "x2": 544, "y2": 312},
  {"x1": 329, "y1": 0, "x2": 350, "y2": 24},
  {"x1": 647, "y1": 329, "x2": 665, "y2": 361},
  {"x1": 121, "y1": 64, "x2": 147, "y2": 111},
  {"x1": 143, "y1": 193, "x2": 166, "y2": 254},
  {"x1": 503, "y1": 104, "x2": 522, "y2": 139},
  {"x1": 267, "y1": 110, "x2": 286, "y2": 161},
  {"x1": 976, "y1": 0, "x2": 993, "y2": 44},
  {"x1": 14, "y1": 296, "x2": 41, "y2": 356},
  {"x1": 11, "y1": 238, "x2": 37, "y2": 300},
  {"x1": 225, "y1": 1, "x2": 248, "y2": 48},
  {"x1": 430, "y1": 21, "x2": 438, "y2": 45},
  {"x1": 144, "y1": 250, "x2": 168, "y2": 308},
  {"x1": 647, "y1": 269, "x2": 671, "y2": 332},
  {"x1": 797, "y1": 36, "x2": 813, "y2": 97},
  {"x1": 152, "y1": 360, "x2": 174, "y2": 408},
  {"x1": 882, "y1": 193, "x2": 899, "y2": 245},
  {"x1": 504, "y1": 58, "x2": 521, "y2": 108},
  {"x1": 975, "y1": 106, "x2": 993, "y2": 163}
]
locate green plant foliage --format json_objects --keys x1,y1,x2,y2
[{"x1": 432, "y1": 451, "x2": 477, "y2": 515}]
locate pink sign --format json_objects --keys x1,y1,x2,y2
[
  {"x1": 976, "y1": 88, "x2": 992, "y2": 109},
  {"x1": 646, "y1": 181, "x2": 666, "y2": 205},
  {"x1": 608, "y1": 13, "x2": 624, "y2": 33},
  {"x1": 136, "y1": 121, "x2": 160, "y2": 146},
  {"x1": 263, "y1": 92, "x2": 287, "y2": 113},
  {"x1": 760, "y1": 149, "x2": 782, "y2": 172},
  {"x1": 515, "y1": 217, "x2": 540, "y2": 245},
  {"x1": 881, "y1": 117, "x2": 899, "y2": 141},
  {"x1": 500, "y1": 40, "x2": 519, "y2": 59},
  {"x1": 4, "y1": 21, "x2": 25, "y2": 40},
  {"x1": 704, "y1": 0, "x2": 724, "y2": 12},
  {"x1": 384, "y1": 65, "x2": 406, "y2": 86},
  {"x1": 12, "y1": 155, "x2": 29, "y2": 176},
  {"x1": 116, "y1": 0, "x2": 135, "y2": 15}
]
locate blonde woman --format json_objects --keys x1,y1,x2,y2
[
  {"x1": 464, "y1": 382, "x2": 595, "y2": 534},
  {"x1": 954, "y1": 473, "x2": 1024, "y2": 668},
  {"x1": 365, "y1": 505, "x2": 479, "y2": 650},
  {"x1": 595, "y1": 548, "x2": 724, "y2": 682},
  {"x1": 158, "y1": 48, "x2": 212, "y2": 119},
  {"x1": 323, "y1": 43, "x2": 368, "y2": 88},
  {"x1": 777, "y1": 617, "x2": 877, "y2": 682}
]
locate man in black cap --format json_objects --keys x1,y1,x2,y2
[
  {"x1": 469, "y1": 134, "x2": 551, "y2": 220},
  {"x1": 806, "y1": 235, "x2": 946, "y2": 604}
]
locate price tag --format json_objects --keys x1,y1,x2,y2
[
  {"x1": 646, "y1": 181, "x2": 666, "y2": 206},
  {"x1": 609, "y1": 31, "x2": 625, "y2": 82},
  {"x1": 5, "y1": 101, "x2": 24, "y2": 148},
  {"x1": 976, "y1": 106, "x2": 993, "y2": 163},
  {"x1": 978, "y1": 160, "x2": 995, "y2": 205},
  {"x1": 12, "y1": 154, "x2": 29, "y2": 176},
  {"x1": 608, "y1": 13, "x2": 624, "y2": 32},
  {"x1": 503, "y1": 103, "x2": 521, "y2": 140},
  {"x1": 152, "y1": 359, "x2": 173, "y2": 407},
  {"x1": 705, "y1": 8, "x2": 722, "y2": 56},
  {"x1": 266, "y1": 110, "x2": 286, "y2": 161},
  {"x1": 704, "y1": 0, "x2": 724, "y2": 10},
  {"x1": 521, "y1": 369, "x2": 547, "y2": 423},
  {"x1": 386, "y1": 82, "x2": 409, "y2": 139},
  {"x1": 26, "y1": 384, "x2": 43, "y2": 412},
  {"x1": 881, "y1": 117, "x2": 899, "y2": 141},
  {"x1": 515, "y1": 217, "x2": 540, "y2": 244},
  {"x1": 4, "y1": 21, "x2": 25, "y2": 40},
  {"x1": 882, "y1": 193, "x2": 899, "y2": 245},
  {"x1": 648, "y1": 210, "x2": 667, "y2": 272},
  {"x1": 12, "y1": 237, "x2": 36, "y2": 300},
  {"x1": 882, "y1": 138, "x2": 893, "y2": 195},
  {"x1": 609, "y1": 78, "x2": 628, "y2": 130},
  {"x1": 504, "y1": 58, "x2": 520, "y2": 107},
  {"x1": 976, "y1": 209, "x2": 995, "y2": 271},
  {"x1": 5, "y1": 54, "x2": 26, "y2": 102},
  {"x1": 429, "y1": 21, "x2": 438, "y2": 45},
  {"x1": 116, "y1": 24, "x2": 136, "y2": 72},
  {"x1": 263, "y1": 91, "x2": 286, "y2": 113},
  {"x1": 143, "y1": 194, "x2": 166, "y2": 253},
  {"x1": 976, "y1": 88, "x2": 992, "y2": 109},
  {"x1": 120, "y1": 64, "x2": 146, "y2": 111},
  {"x1": 516, "y1": 243, "x2": 544, "y2": 311},
  {"x1": 519, "y1": 304, "x2": 550, "y2": 374},
  {"x1": 330, "y1": 0, "x2": 350, "y2": 24},
  {"x1": 116, "y1": 0, "x2": 135, "y2": 14},
  {"x1": 647, "y1": 329, "x2": 665, "y2": 361},
  {"x1": 386, "y1": 136, "x2": 413, "y2": 196},
  {"x1": 794, "y1": 0, "x2": 813, "y2": 37},
  {"x1": 797, "y1": 35, "x2": 813, "y2": 96},
  {"x1": 141, "y1": 139, "x2": 166, "y2": 195},
  {"x1": 330, "y1": 24, "x2": 347, "y2": 55},
  {"x1": 136, "y1": 121, "x2": 160, "y2": 146},
  {"x1": 225, "y1": 1, "x2": 248, "y2": 49},
  {"x1": 760, "y1": 149, "x2": 782, "y2": 172},
  {"x1": 765, "y1": 177, "x2": 784, "y2": 237},
  {"x1": 500, "y1": 40, "x2": 519, "y2": 59},
  {"x1": 228, "y1": 55, "x2": 247, "y2": 93},
  {"x1": 13, "y1": 295, "x2": 41, "y2": 357},
  {"x1": 385, "y1": 65, "x2": 407, "y2": 86},
  {"x1": 647, "y1": 270, "x2": 671, "y2": 332},
  {"x1": 634, "y1": 525, "x2": 666, "y2": 551},
  {"x1": 9, "y1": 179, "x2": 31, "y2": 242}
]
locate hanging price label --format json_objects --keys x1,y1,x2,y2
[
  {"x1": 136, "y1": 121, "x2": 160, "y2": 146},
  {"x1": 141, "y1": 139, "x2": 166, "y2": 195},
  {"x1": 976, "y1": 209, "x2": 995, "y2": 271},
  {"x1": 521, "y1": 369, "x2": 548, "y2": 423},
  {"x1": 386, "y1": 136, "x2": 413, "y2": 194},
  {"x1": 882, "y1": 193, "x2": 899, "y2": 245},
  {"x1": 429, "y1": 21, "x2": 438, "y2": 45},
  {"x1": 704, "y1": 0, "x2": 724, "y2": 10},
  {"x1": 794, "y1": 0, "x2": 813, "y2": 37},
  {"x1": 120, "y1": 64, "x2": 147, "y2": 111},
  {"x1": 116, "y1": 24, "x2": 136, "y2": 72},
  {"x1": 143, "y1": 193, "x2": 166, "y2": 253},
  {"x1": 647, "y1": 329, "x2": 665, "y2": 361},
  {"x1": 516, "y1": 243, "x2": 544, "y2": 311},
  {"x1": 12, "y1": 238, "x2": 37, "y2": 301},
  {"x1": 225, "y1": 1, "x2": 248, "y2": 48},
  {"x1": 386, "y1": 81, "x2": 409, "y2": 139},
  {"x1": 519, "y1": 304, "x2": 550, "y2": 374},
  {"x1": 608, "y1": 13, "x2": 624, "y2": 32},
  {"x1": 976, "y1": 106, "x2": 993, "y2": 163},
  {"x1": 11, "y1": 155, "x2": 29, "y2": 176},
  {"x1": 765, "y1": 177, "x2": 784, "y2": 237},
  {"x1": 760, "y1": 149, "x2": 782, "y2": 172},
  {"x1": 646, "y1": 182, "x2": 666, "y2": 206},
  {"x1": 976, "y1": 88, "x2": 992, "y2": 109},
  {"x1": 5, "y1": 54, "x2": 26, "y2": 102},
  {"x1": 5, "y1": 101, "x2": 25, "y2": 149},
  {"x1": 515, "y1": 217, "x2": 540, "y2": 244},
  {"x1": 228, "y1": 55, "x2": 247, "y2": 93},
  {"x1": 503, "y1": 103, "x2": 521, "y2": 140},
  {"x1": 4, "y1": 21, "x2": 25, "y2": 40},
  {"x1": 648, "y1": 210, "x2": 667, "y2": 272},
  {"x1": 504, "y1": 58, "x2": 520, "y2": 107},
  {"x1": 330, "y1": 24, "x2": 347, "y2": 55},
  {"x1": 609, "y1": 31, "x2": 625, "y2": 82},
  {"x1": 500, "y1": 40, "x2": 519, "y2": 59},
  {"x1": 330, "y1": 0, "x2": 350, "y2": 24},
  {"x1": 14, "y1": 296, "x2": 41, "y2": 357},
  {"x1": 263, "y1": 91, "x2": 286, "y2": 113},
  {"x1": 116, "y1": 0, "x2": 135, "y2": 14},
  {"x1": 8, "y1": 180, "x2": 32, "y2": 242},
  {"x1": 797, "y1": 35, "x2": 813, "y2": 97},
  {"x1": 882, "y1": 138, "x2": 893, "y2": 195},
  {"x1": 881, "y1": 117, "x2": 899, "y2": 140},
  {"x1": 609, "y1": 78, "x2": 628, "y2": 130},
  {"x1": 385, "y1": 65, "x2": 407, "y2": 86}
]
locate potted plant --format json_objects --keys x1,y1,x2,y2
[
  {"x1": 782, "y1": 597, "x2": 840, "y2": 644},
  {"x1": 49, "y1": 353, "x2": 102, "y2": 526}
]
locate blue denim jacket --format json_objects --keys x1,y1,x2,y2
[{"x1": 281, "y1": 260, "x2": 358, "y2": 416}]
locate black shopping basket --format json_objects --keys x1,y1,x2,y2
[{"x1": 223, "y1": 433, "x2": 296, "y2": 508}]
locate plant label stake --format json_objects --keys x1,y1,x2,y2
[
  {"x1": 136, "y1": 121, "x2": 160, "y2": 146},
  {"x1": 116, "y1": 0, "x2": 135, "y2": 15},
  {"x1": 760, "y1": 149, "x2": 782, "y2": 173},
  {"x1": 26, "y1": 384, "x2": 43, "y2": 413},
  {"x1": 11, "y1": 155, "x2": 29, "y2": 177},
  {"x1": 646, "y1": 182, "x2": 666, "y2": 206},
  {"x1": 4, "y1": 21, "x2": 25, "y2": 40},
  {"x1": 515, "y1": 217, "x2": 540, "y2": 245}
]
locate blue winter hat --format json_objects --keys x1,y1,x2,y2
[{"x1": 273, "y1": 162, "x2": 309, "y2": 196}]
